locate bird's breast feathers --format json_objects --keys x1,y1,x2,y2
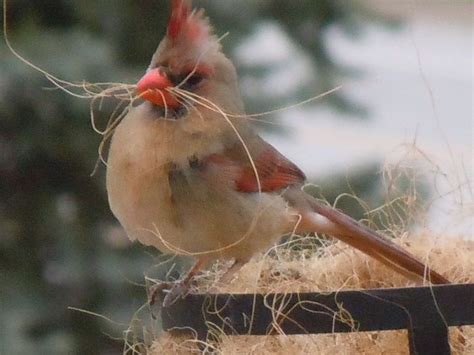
[{"x1": 105, "y1": 104, "x2": 292, "y2": 257}]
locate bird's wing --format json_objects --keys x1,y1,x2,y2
[
  {"x1": 199, "y1": 137, "x2": 450, "y2": 285},
  {"x1": 198, "y1": 134, "x2": 449, "y2": 285},
  {"x1": 201, "y1": 138, "x2": 306, "y2": 193}
]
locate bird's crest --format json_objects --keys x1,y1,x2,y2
[{"x1": 167, "y1": 0, "x2": 211, "y2": 43}]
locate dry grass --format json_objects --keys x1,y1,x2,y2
[{"x1": 149, "y1": 234, "x2": 473, "y2": 354}]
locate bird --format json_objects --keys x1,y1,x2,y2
[{"x1": 105, "y1": 0, "x2": 449, "y2": 305}]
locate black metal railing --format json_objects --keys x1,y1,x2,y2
[{"x1": 161, "y1": 283, "x2": 474, "y2": 355}]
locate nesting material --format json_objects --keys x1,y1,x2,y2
[{"x1": 150, "y1": 234, "x2": 474, "y2": 354}]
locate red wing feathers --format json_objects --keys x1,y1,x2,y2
[{"x1": 204, "y1": 147, "x2": 306, "y2": 193}]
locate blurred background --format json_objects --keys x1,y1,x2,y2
[{"x1": 0, "y1": 0, "x2": 471, "y2": 354}]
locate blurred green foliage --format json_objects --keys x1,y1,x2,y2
[{"x1": 0, "y1": 1, "x2": 397, "y2": 353}]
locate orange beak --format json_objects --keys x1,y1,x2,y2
[{"x1": 136, "y1": 68, "x2": 180, "y2": 108}]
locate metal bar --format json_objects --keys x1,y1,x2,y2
[
  {"x1": 161, "y1": 283, "x2": 474, "y2": 349},
  {"x1": 408, "y1": 326, "x2": 450, "y2": 355}
]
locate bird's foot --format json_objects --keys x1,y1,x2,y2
[
  {"x1": 148, "y1": 280, "x2": 193, "y2": 308},
  {"x1": 148, "y1": 258, "x2": 208, "y2": 308}
]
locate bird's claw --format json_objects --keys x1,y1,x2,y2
[{"x1": 148, "y1": 280, "x2": 192, "y2": 308}]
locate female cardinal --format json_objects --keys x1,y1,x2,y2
[{"x1": 106, "y1": 0, "x2": 449, "y2": 304}]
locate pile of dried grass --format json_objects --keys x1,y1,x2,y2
[{"x1": 150, "y1": 234, "x2": 473, "y2": 354}]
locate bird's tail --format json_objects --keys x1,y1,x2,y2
[{"x1": 296, "y1": 194, "x2": 450, "y2": 285}]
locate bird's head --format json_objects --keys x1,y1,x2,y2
[{"x1": 136, "y1": 0, "x2": 243, "y2": 120}]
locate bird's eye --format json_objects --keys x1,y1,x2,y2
[
  {"x1": 184, "y1": 73, "x2": 204, "y2": 87},
  {"x1": 173, "y1": 72, "x2": 204, "y2": 89}
]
